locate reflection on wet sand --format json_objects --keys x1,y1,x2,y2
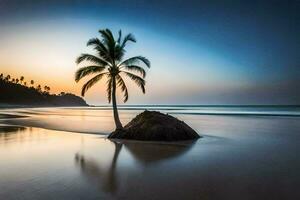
[
  {"x1": 123, "y1": 141, "x2": 195, "y2": 165},
  {"x1": 0, "y1": 112, "x2": 29, "y2": 142},
  {"x1": 0, "y1": 125, "x2": 27, "y2": 143},
  {"x1": 75, "y1": 141, "x2": 122, "y2": 194},
  {"x1": 74, "y1": 140, "x2": 195, "y2": 195},
  {"x1": 0, "y1": 125, "x2": 26, "y2": 133}
]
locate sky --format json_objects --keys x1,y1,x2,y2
[{"x1": 0, "y1": 0, "x2": 299, "y2": 105}]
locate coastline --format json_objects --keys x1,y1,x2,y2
[{"x1": 0, "y1": 103, "x2": 90, "y2": 109}]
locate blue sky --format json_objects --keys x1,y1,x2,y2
[{"x1": 0, "y1": 0, "x2": 299, "y2": 104}]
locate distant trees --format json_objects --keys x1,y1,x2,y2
[
  {"x1": 0, "y1": 73, "x2": 53, "y2": 95},
  {"x1": 43, "y1": 86, "x2": 50, "y2": 94}
]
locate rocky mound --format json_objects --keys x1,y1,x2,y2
[{"x1": 108, "y1": 111, "x2": 200, "y2": 141}]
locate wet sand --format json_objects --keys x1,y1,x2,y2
[{"x1": 1, "y1": 107, "x2": 300, "y2": 199}]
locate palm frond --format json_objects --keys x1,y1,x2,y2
[
  {"x1": 122, "y1": 72, "x2": 145, "y2": 93},
  {"x1": 87, "y1": 38, "x2": 111, "y2": 62},
  {"x1": 120, "y1": 65, "x2": 146, "y2": 78},
  {"x1": 75, "y1": 66, "x2": 106, "y2": 82},
  {"x1": 117, "y1": 30, "x2": 122, "y2": 44},
  {"x1": 99, "y1": 29, "x2": 113, "y2": 41},
  {"x1": 76, "y1": 53, "x2": 109, "y2": 66},
  {"x1": 120, "y1": 33, "x2": 136, "y2": 48},
  {"x1": 118, "y1": 56, "x2": 150, "y2": 68},
  {"x1": 99, "y1": 29, "x2": 116, "y2": 62},
  {"x1": 105, "y1": 29, "x2": 115, "y2": 42},
  {"x1": 81, "y1": 73, "x2": 107, "y2": 96},
  {"x1": 116, "y1": 75, "x2": 129, "y2": 102},
  {"x1": 114, "y1": 43, "x2": 125, "y2": 61},
  {"x1": 115, "y1": 32, "x2": 135, "y2": 62}
]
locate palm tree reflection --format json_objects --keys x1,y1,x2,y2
[
  {"x1": 74, "y1": 140, "x2": 195, "y2": 194},
  {"x1": 74, "y1": 141, "x2": 122, "y2": 194}
]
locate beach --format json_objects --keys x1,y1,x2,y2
[{"x1": 1, "y1": 106, "x2": 300, "y2": 199}]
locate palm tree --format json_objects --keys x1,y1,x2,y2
[
  {"x1": 30, "y1": 80, "x2": 34, "y2": 88},
  {"x1": 20, "y1": 76, "x2": 24, "y2": 84},
  {"x1": 5, "y1": 75, "x2": 10, "y2": 82},
  {"x1": 37, "y1": 84, "x2": 41, "y2": 93},
  {"x1": 15, "y1": 78, "x2": 19, "y2": 84},
  {"x1": 75, "y1": 29, "x2": 150, "y2": 130},
  {"x1": 0, "y1": 73, "x2": 3, "y2": 80}
]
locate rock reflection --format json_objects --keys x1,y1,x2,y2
[
  {"x1": 74, "y1": 140, "x2": 195, "y2": 194},
  {"x1": 123, "y1": 141, "x2": 196, "y2": 165}
]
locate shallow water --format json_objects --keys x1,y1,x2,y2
[{"x1": 0, "y1": 107, "x2": 300, "y2": 199}]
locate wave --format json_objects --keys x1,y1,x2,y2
[{"x1": 65, "y1": 105, "x2": 300, "y2": 117}]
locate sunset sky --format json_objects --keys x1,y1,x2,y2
[{"x1": 0, "y1": 0, "x2": 299, "y2": 105}]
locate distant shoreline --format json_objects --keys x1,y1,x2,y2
[
  {"x1": 0, "y1": 104, "x2": 90, "y2": 109},
  {"x1": 1, "y1": 78, "x2": 89, "y2": 107},
  {"x1": 91, "y1": 104, "x2": 300, "y2": 107}
]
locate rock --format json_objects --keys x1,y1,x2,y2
[{"x1": 108, "y1": 111, "x2": 200, "y2": 141}]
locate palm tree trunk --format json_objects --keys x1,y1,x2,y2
[{"x1": 112, "y1": 76, "x2": 123, "y2": 130}]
